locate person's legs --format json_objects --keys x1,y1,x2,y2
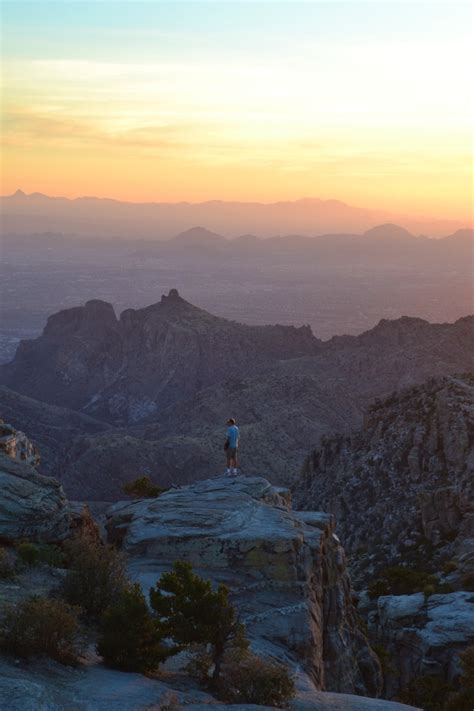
[{"x1": 226, "y1": 449, "x2": 237, "y2": 476}]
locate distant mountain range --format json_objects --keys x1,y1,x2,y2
[
  {"x1": 133, "y1": 223, "x2": 473, "y2": 267},
  {"x1": 1, "y1": 190, "x2": 470, "y2": 238},
  {"x1": 0, "y1": 291, "x2": 472, "y2": 499}
]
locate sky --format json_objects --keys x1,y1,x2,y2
[{"x1": 1, "y1": 1, "x2": 473, "y2": 221}]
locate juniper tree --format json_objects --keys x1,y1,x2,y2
[{"x1": 150, "y1": 560, "x2": 248, "y2": 680}]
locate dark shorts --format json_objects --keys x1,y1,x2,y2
[{"x1": 226, "y1": 447, "x2": 237, "y2": 462}]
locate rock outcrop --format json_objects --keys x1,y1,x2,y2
[
  {"x1": 0, "y1": 418, "x2": 40, "y2": 467},
  {"x1": 106, "y1": 475, "x2": 383, "y2": 697},
  {"x1": 370, "y1": 591, "x2": 474, "y2": 698},
  {"x1": 293, "y1": 375, "x2": 474, "y2": 587},
  {"x1": 0, "y1": 452, "x2": 70, "y2": 543}
]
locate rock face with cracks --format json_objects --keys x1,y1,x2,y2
[
  {"x1": 0, "y1": 451, "x2": 70, "y2": 543},
  {"x1": 106, "y1": 475, "x2": 383, "y2": 697},
  {"x1": 369, "y1": 591, "x2": 474, "y2": 698}
]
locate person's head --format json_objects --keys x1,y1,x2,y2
[{"x1": 227, "y1": 418, "x2": 236, "y2": 426}]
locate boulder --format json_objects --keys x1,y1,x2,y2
[
  {"x1": 106, "y1": 475, "x2": 382, "y2": 697},
  {"x1": 0, "y1": 452, "x2": 70, "y2": 543}
]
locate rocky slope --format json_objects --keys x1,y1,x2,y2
[
  {"x1": 0, "y1": 289, "x2": 320, "y2": 424},
  {"x1": 293, "y1": 374, "x2": 474, "y2": 586},
  {"x1": 0, "y1": 657, "x2": 418, "y2": 710},
  {"x1": 107, "y1": 475, "x2": 382, "y2": 697}
]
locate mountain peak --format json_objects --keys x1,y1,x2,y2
[
  {"x1": 160, "y1": 288, "x2": 183, "y2": 304},
  {"x1": 363, "y1": 223, "x2": 414, "y2": 240},
  {"x1": 171, "y1": 226, "x2": 225, "y2": 244}
]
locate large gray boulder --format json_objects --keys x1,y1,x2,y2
[
  {"x1": 0, "y1": 451, "x2": 70, "y2": 542},
  {"x1": 106, "y1": 475, "x2": 382, "y2": 697}
]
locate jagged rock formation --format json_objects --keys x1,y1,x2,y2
[
  {"x1": 106, "y1": 475, "x2": 382, "y2": 697},
  {"x1": 0, "y1": 418, "x2": 40, "y2": 467},
  {"x1": 0, "y1": 452, "x2": 70, "y2": 543},
  {"x1": 293, "y1": 375, "x2": 474, "y2": 586},
  {"x1": 0, "y1": 289, "x2": 319, "y2": 424},
  {"x1": 370, "y1": 591, "x2": 474, "y2": 698}
]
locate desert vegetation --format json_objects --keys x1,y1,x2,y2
[
  {"x1": 0, "y1": 535, "x2": 295, "y2": 706},
  {"x1": 123, "y1": 476, "x2": 164, "y2": 499}
]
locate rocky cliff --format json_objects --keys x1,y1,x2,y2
[
  {"x1": 0, "y1": 289, "x2": 320, "y2": 424},
  {"x1": 106, "y1": 475, "x2": 382, "y2": 697},
  {"x1": 369, "y1": 591, "x2": 474, "y2": 699},
  {"x1": 293, "y1": 374, "x2": 474, "y2": 587},
  {"x1": 0, "y1": 458, "x2": 420, "y2": 709}
]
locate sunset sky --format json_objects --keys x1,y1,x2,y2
[{"x1": 1, "y1": 1, "x2": 473, "y2": 221}]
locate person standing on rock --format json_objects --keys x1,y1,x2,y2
[{"x1": 224, "y1": 418, "x2": 240, "y2": 476}]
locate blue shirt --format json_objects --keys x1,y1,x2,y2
[{"x1": 227, "y1": 425, "x2": 240, "y2": 448}]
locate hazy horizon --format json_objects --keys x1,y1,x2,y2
[{"x1": 2, "y1": 1, "x2": 473, "y2": 223}]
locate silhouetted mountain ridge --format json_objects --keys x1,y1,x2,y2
[{"x1": 0, "y1": 289, "x2": 320, "y2": 423}]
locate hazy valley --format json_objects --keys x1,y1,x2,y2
[{"x1": 1, "y1": 217, "x2": 472, "y2": 363}]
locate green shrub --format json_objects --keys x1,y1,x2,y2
[
  {"x1": 446, "y1": 689, "x2": 474, "y2": 711},
  {"x1": 459, "y1": 645, "x2": 474, "y2": 687},
  {"x1": 215, "y1": 651, "x2": 295, "y2": 706},
  {"x1": 442, "y1": 560, "x2": 458, "y2": 575},
  {"x1": 460, "y1": 571, "x2": 474, "y2": 592},
  {"x1": 368, "y1": 566, "x2": 439, "y2": 598},
  {"x1": 61, "y1": 534, "x2": 127, "y2": 616},
  {"x1": 16, "y1": 542, "x2": 66, "y2": 568},
  {"x1": 0, "y1": 547, "x2": 16, "y2": 579},
  {"x1": 372, "y1": 643, "x2": 394, "y2": 678},
  {"x1": 398, "y1": 674, "x2": 453, "y2": 711},
  {"x1": 150, "y1": 560, "x2": 248, "y2": 680},
  {"x1": 146, "y1": 693, "x2": 181, "y2": 711},
  {"x1": 0, "y1": 596, "x2": 82, "y2": 664},
  {"x1": 37, "y1": 544, "x2": 67, "y2": 567},
  {"x1": 97, "y1": 583, "x2": 170, "y2": 672},
  {"x1": 16, "y1": 542, "x2": 40, "y2": 566},
  {"x1": 123, "y1": 477, "x2": 164, "y2": 499}
]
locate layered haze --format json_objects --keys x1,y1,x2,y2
[{"x1": 1, "y1": 2, "x2": 473, "y2": 222}]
